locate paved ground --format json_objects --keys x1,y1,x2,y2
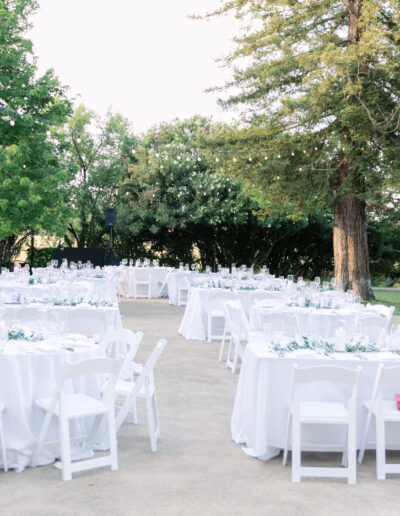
[{"x1": 1, "y1": 299, "x2": 400, "y2": 516}]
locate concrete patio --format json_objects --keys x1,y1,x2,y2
[{"x1": 0, "y1": 300, "x2": 399, "y2": 516}]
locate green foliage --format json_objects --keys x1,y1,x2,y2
[
  {"x1": 58, "y1": 105, "x2": 138, "y2": 249},
  {"x1": 204, "y1": 0, "x2": 400, "y2": 217},
  {"x1": 31, "y1": 247, "x2": 54, "y2": 268},
  {"x1": 0, "y1": 0, "x2": 72, "y2": 262}
]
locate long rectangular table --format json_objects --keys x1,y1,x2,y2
[{"x1": 232, "y1": 342, "x2": 400, "y2": 460}]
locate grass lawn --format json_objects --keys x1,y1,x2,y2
[{"x1": 372, "y1": 288, "x2": 400, "y2": 315}]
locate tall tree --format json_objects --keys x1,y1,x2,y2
[
  {"x1": 204, "y1": 0, "x2": 400, "y2": 299},
  {"x1": 0, "y1": 0, "x2": 72, "y2": 264},
  {"x1": 58, "y1": 105, "x2": 137, "y2": 248}
]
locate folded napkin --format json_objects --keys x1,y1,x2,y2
[{"x1": 396, "y1": 395, "x2": 400, "y2": 411}]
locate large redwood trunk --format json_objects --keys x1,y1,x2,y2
[{"x1": 333, "y1": 194, "x2": 374, "y2": 300}]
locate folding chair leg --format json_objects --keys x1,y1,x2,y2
[
  {"x1": 108, "y1": 410, "x2": 118, "y2": 471},
  {"x1": 347, "y1": 420, "x2": 356, "y2": 485},
  {"x1": 0, "y1": 414, "x2": 7, "y2": 472},
  {"x1": 153, "y1": 392, "x2": 160, "y2": 439},
  {"x1": 282, "y1": 414, "x2": 291, "y2": 467},
  {"x1": 131, "y1": 398, "x2": 138, "y2": 424},
  {"x1": 376, "y1": 416, "x2": 386, "y2": 480},
  {"x1": 146, "y1": 393, "x2": 158, "y2": 452},
  {"x1": 292, "y1": 416, "x2": 301, "y2": 483},
  {"x1": 358, "y1": 409, "x2": 373, "y2": 464},
  {"x1": 59, "y1": 413, "x2": 72, "y2": 481},
  {"x1": 116, "y1": 394, "x2": 135, "y2": 432},
  {"x1": 342, "y1": 427, "x2": 348, "y2": 467}
]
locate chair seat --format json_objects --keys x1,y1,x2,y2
[
  {"x1": 208, "y1": 309, "x2": 225, "y2": 317},
  {"x1": 114, "y1": 379, "x2": 154, "y2": 398},
  {"x1": 36, "y1": 394, "x2": 108, "y2": 418},
  {"x1": 364, "y1": 400, "x2": 400, "y2": 421},
  {"x1": 299, "y1": 401, "x2": 349, "y2": 423}
]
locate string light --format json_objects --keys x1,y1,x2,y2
[
  {"x1": 248, "y1": 155, "x2": 252, "y2": 162},
  {"x1": 277, "y1": 154, "x2": 281, "y2": 158},
  {"x1": 264, "y1": 154, "x2": 268, "y2": 160},
  {"x1": 132, "y1": 148, "x2": 136, "y2": 155},
  {"x1": 155, "y1": 152, "x2": 159, "y2": 158},
  {"x1": 10, "y1": 118, "x2": 15, "y2": 126},
  {"x1": 215, "y1": 156, "x2": 219, "y2": 162},
  {"x1": 233, "y1": 156, "x2": 237, "y2": 162}
]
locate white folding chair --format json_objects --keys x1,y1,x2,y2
[
  {"x1": 283, "y1": 364, "x2": 361, "y2": 484},
  {"x1": 222, "y1": 300, "x2": 264, "y2": 373},
  {"x1": 115, "y1": 339, "x2": 167, "y2": 452},
  {"x1": 31, "y1": 357, "x2": 122, "y2": 481},
  {"x1": 358, "y1": 364, "x2": 400, "y2": 479},
  {"x1": 157, "y1": 269, "x2": 172, "y2": 298},
  {"x1": 0, "y1": 403, "x2": 7, "y2": 472},
  {"x1": 133, "y1": 269, "x2": 151, "y2": 299},
  {"x1": 257, "y1": 311, "x2": 301, "y2": 339},
  {"x1": 177, "y1": 276, "x2": 191, "y2": 307},
  {"x1": 206, "y1": 290, "x2": 237, "y2": 342},
  {"x1": 100, "y1": 329, "x2": 144, "y2": 424},
  {"x1": 355, "y1": 316, "x2": 388, "y2": 343},
  {"x1": 367, "y1": 304, "x2": 395, "y2": 323}
]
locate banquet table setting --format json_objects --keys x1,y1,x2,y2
[
  {"x1": 231, "y1": 340, "x2": 400, "y2": 461},
  {"x1": 0, "y1": 332, "x2": 105, "y2": 472}
]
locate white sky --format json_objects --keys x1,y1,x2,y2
[{"x1": 28, "y1": 0, "x2": 240, "y2": 134}]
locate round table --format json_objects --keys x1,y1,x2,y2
[{"x1": 0, "y1": 336, "x2": 104, "y2": 472}]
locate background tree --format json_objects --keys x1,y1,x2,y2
[
  {"x1": 116, "y1": 116, "x2": 334, "y2": 274},
  {"x1": 204, "y1": 0, "x2": 400, "y2": 299},
  {"x1": 58, "y1": 105, "x2": 137, "y2": 249},
  {"x1": 0, "y1": 0, "x2": 72, "y2": 265}
]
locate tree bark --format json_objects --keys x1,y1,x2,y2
[{"x1": 333, "y1": 194, "x2": 374, "y2": 300}]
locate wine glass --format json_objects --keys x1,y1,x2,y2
[
  {"x1": 331, "y1": 277, "x2": 336, "y2": 289},
  {"x1": 314, "y1": 276, "x2": 321, "y2": 287}
]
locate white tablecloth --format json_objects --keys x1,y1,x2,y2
[
  {"x1": 168, "y1": 272, "x2": 195, "y2": 306},
  {"x1": 111, "y1": 267, "x2": 172, "y2": 298},
  {"x1": 0, "y1": 337, "x2": 104, "y2": 472},
  {"x1": 179, "y1": 288, "x2": 282, "y2": 340},
  {"x1": 0, "y1": 276, "x2": 118, "y2": 305},
  {"x1": 249, "y1": 305, "x2": 381, "y2": 339},
  {"x1": 232, "y1": 342, "x2": 400, "y2": 460},
  {"x1": 2, "y1": 304, "x2": 122, "y2": 337}
]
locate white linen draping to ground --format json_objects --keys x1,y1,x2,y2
[
  {"x1": 232, "y1": 342, "x2": 400, "y2": 460},
  {"x1": 168, "y1": 272, "x2": 195, "y2": 306},
  {"x1": 0, "y1": 277, "x2": 118, "y2": 305},
  {"x1": 0, "y1": 337, "x2": 105, "y2": 472},
  {"x1": 249, "y1": 305, "x2": 382, "y2": 339},
  {"x1": 179, "y1": 288, "x2": 273, "y2": 340},
  {"x1": 110, "y1": 266, "x2": 172, "y2": 298},
  {"x1": 2, "y1": 304, "x2": 122, "y2": 337}
]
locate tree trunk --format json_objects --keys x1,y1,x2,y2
[{"x1": 333, "y1": 195, "x2": 374, "y2": 300}]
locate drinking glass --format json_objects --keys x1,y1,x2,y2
[
  {"x1": 314, "y1": 276, "x2": 321, "y2": 286},
  {"x1": 331, "y1": 277, "x2": 336, "y2": 289},
  {"x1": 191, "y1": 264, "x2": 195, "y2": 272},
  {"x1": 287, "y1": 274, "x2": 294, "y2": 282}
]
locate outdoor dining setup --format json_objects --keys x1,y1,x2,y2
[{"x1": 0, "y1": 261, "x2": 166, "y2": 480}]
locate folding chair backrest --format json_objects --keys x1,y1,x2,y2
[
  {"x1": 208, "y1": 290, "x2": 237, "y2": 311},
  {"x1": 135, "y1": 269, "x2": 151, "y2": 281},
  {"x1": 356, "y1": 316, "x2": 387, "y2": 341},
  {"x1": 291, "y1": 364, "x2": 362, "y2": 406},
  {"x1": 100, "y1": 328, "x2": 141, "y2": 357},
  {"x1": 371, "y1": 305, "x2": 395, "y2": 320},
  {"x1": 133, "y1": 339, "x2": 167, "y2": 395},
  {"x1": 224, "y1": 300, "x2": 248, "y2": 339},
  {"x1": 368, "y1": 364, "x2": 400, "y2": 412},
  {"x1": 293, "y1": 365, "x2": 361, "y2": 385},
  {"x1": 258, "y1": 312, "x2": 299, "y2": 338}
]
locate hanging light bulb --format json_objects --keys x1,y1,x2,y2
[
  {"x1": 197, "y1": 156, "x2": 201, "y2": 162},
  {"x1": 303, "y1": 149, "x2": 306, "y2": 154},
  {"x1": 215, "y1": 156, "x2": 219, "y2": 163},
  {"x1": 155, "y1": 152, "x2": 159, "y2": 158},
  {"x1": 10, "y1": 118, "x2": 15, "y2": 126},
  {"x1": 291, "y1": 151, "x2": 295, "y2": 156},
  {"x1": 46, "y1": 127, "x2": 51, "y2": 138},
  {"x1": 233, "y1": 156, "x2": 237, "y2": 162},
  {"x1": 132, "y1": 148, "x2": 136, "y2": 155},
  {"x1": 248, "y1": 155, "x2": 252, "y2": 162},
  {"x1": 277, "y1": 154, "x2": 281, "y2": 158},
  {"x1": 264, "y1": 154, "x2": 268, "y2": 160},
  {"x1": 177, "y1": 154, "x2": 181, "y2": 160}
]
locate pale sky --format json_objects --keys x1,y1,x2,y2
[{"x1": 28, "y1": 0, "x2": 240, "y2": 134}]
